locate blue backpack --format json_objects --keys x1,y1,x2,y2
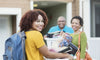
[{"x1": 3, "y1": 31, "x2": 26, "y2": 60}]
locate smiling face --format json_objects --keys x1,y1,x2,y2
[
  {"x1": 57, "y1": 17, "x2": 66, "y2": 29},
  {"x1": 71, "y1": 19, "x2": 81, "y2": 32},
  {"x1": 32, "y1": 15, "x2": 44, "y2": 31}
]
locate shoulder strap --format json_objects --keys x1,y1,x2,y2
[
  {"x1": 18, "y1": 31, "x2": 26, "y2": 60},
  {"x1": 78, "y1": 32, "x2": 82, "y2": 49},
  {"x1": 18, "y1": 31, "x2": 26, "y2": 39}
]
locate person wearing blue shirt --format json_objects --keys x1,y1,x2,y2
[{"x1": 48, "y1": 16, "x2": 74, "y2": 34}]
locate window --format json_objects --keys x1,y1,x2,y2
[{"x1": 91, "y1": 2, "x2": 100, "y2": 37}]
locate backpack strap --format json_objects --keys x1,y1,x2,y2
[
  {"x1": 18, "y1": 31, "x2": 26, "y2": 39},
  {"x1": 18, "y1": 31, "x2": 26, "y2": 60}
]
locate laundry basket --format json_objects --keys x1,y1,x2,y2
[
  {"x1": 44, "y1": 37, "x2": 69, "y2": 60},
  {"x1": 44, "y1": 37, "x2": 62, "y2": 49},
  {"x1": 44, "y1": 37, "x2": 76, "y2": 60}
]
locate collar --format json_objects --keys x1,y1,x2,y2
[{"x1": 57, "y1": 25, "x2": 68, "y2": 32}]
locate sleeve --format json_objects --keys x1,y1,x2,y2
[
  {"x1": 48, "y1": 27, "x2": 54, "y2": 33},
  {"x1": 70, "y1": 28, "x2": 74, "y2": 34},
  {"x1": 33, "y1": 31, "x2": 45, "y2": 48},
  {"x1": 80, "y1": 32, "x2": 87, "y2": 59}
]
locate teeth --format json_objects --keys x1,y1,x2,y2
[
  {"x1": 39, "y1": 27, "x2": 43, "y2": 29},
  {"x1": 72, "y1": 27, "x2": 76, "y2": 29},
  {"x1": 59, "y1": 25, "x2": 63, "y2": 26}
]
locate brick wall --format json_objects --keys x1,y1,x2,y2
[
  {"x1": 34, "y1": 0, "x2": 73, "y2": 2},
  {"x1": 0, "y1": 0, "x2": 30, "y2": 15},
  {"x1": 72, "y1": 0, "x2": 79, "y2": 17}
]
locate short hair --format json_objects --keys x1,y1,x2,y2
[
  {"x1": 19, "y1": 9, "x2": 48, "y2": 31},
  {"x1": 71, "y1": 16, "x2": 83, "y2": 26},
  {"x1": 57, "y1": 16, "x2": 66, "y2": 21}
]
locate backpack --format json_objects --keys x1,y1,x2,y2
[{"x1": 3, "y1": 31, "x2": 26, "y2": 60}]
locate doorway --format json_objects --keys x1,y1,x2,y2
[{"x1": 34, "y1": 1, "x2": 67, "y2": 35}]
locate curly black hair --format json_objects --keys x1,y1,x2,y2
[{"x1": 71, "y1": 16, "x2": 83, "y2": 26}]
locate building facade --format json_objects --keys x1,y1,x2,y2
[{"x1": 0, "y1": 0, "x2": 100, "y2": 60}]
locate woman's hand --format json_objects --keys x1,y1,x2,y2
[
  {"x1": 80, "y1": 59, "x2": 84, "y2": 60},
  {"x1": 60, "y1": 31, "x2": 66, "y2": 38},
  {"x1": 67, "y1": 54, "x2": 74, "y2": 60}
]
